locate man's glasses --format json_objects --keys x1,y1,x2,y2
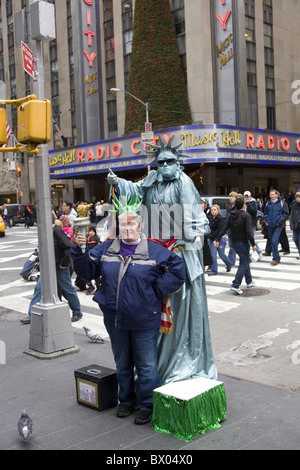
[{"x1": 157, "y1": 159, "x2": 177, "y2": 167}]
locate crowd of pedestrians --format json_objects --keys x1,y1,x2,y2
[{"x1": 203, "y1": 189, "x2": 300, "y2": 294}]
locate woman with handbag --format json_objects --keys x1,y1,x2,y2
[{"x1": 206, "y1": 205, "x2": 233, "y2": 276}]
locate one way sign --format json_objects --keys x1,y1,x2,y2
[{"x1": 21, "y1": 41, "x2": 36, "y2": 79}]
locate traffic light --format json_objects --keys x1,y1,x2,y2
[
  {"x1": 16, "y1": 166, "x2": 22, "y2": 178},
  {"x1": 0, "y1": 108, "x2": 7, "y2": 146},
  {"x1": 17, "y1": 99, "x2": 51, "y2": 144}
]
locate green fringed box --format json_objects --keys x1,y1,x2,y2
[{"x1": 152, "y1": 377, "x2": 227, "y2": 442}]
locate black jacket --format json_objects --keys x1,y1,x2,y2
[
  {"x1": 215, "y1": 210, "x2": 255, "y2": 246},
  {"x1": 207, "y1": 214, "x2": 226, "y2": 241},
  {"x1": 245, "y1": 198, "x2": 257, "y2": 227},
  {"x1": 53, "y1": 225, "x2": 71, "y2": 268},
  {"x1": 290, "y1": 202, "x2": 300, "y2": 230}
]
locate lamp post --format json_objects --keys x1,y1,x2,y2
[
  {"x1": 25, "y1": 0, "x2": 77, "y2": 357},
  {"x1": 110, "y1": 88, "x2": 149, "y2": 123},
  {"x1": 110, "y1": 88, "x2": 152, "y2": 173}
]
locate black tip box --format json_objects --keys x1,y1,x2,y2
[{"x1": 74, "y1": 364, "x2": 118, "y2": 411}]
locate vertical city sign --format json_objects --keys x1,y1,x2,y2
[
  {"x1": 214, "y1": 0, "x2": 237, "y2": 125},
  {"x1": 71, "y1": 0, "x2": 103, "y2": 144}
]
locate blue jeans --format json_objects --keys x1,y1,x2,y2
[
  {"x1": 267, "y1": 225, "x2": 283, "y2": 261},
  {"x1": 293, "y1": 229, "x2": 300, "y2": 255},
  {"x1": 208, "y1": 239, "x2": 232, "y2": 274},
  {"x1": 232, "y1": 241, "x2": 252, "y2": 288},
  {"x1": 28, "y1": 267, "x2": 82, "y2": 317},
  {"x1": 104, "y1": 316, "x2": 160, "y2": 411}
]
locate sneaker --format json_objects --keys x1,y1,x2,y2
[
  {"x1": 230, "y1": 287, "x2": 243, "y2": 295},
  {"x1": 247, "y1": 282, "x2": 255, "y2": 288},
  {"x1": 208, "y1": 272, "x2": 217, "y2": 276},
  {"x1": 86, "y1": 288, "x2": 96, "y2": 295},
  {"x1": 116, "y1": 403, "x2": 136, "y2": 418},
  {"x1": 258, "y1": 253, "x2": 263, "y2": 261},
  {"x1": 226, "y1": 267, "x2": 232, "y2": 272},
  {"x1": 71, "y1": 314, "x2": 83, "y2": 322},
  {"x1": 134, "y1": 409, "x2": 153, "y2": 425}
]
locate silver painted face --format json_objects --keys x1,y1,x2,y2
[{"x1": 157, "y1": 150, "x2": 179, "y2": 181}]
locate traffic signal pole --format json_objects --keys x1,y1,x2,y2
[{"x1": 25, "y1": 0, "x2": 77, "y2": 357}]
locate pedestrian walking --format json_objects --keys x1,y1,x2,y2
[
  {"x1": 226, "y1": 192, "x2": 238, "y2": 267},
  {"x1": 263, "y1": 189, "x2": 288, "y2": 266},
  {"x1": 21, "y1": 217, "x2": 83, "y2": 324},
  {"x1": 214, "y1": 196, "x2": 256, "y2": 295},
  {"x1": 290, "y1": 191, "x2": 300, "y2": 259},
  {"x1": 244, "y1": 190, "x2": 263, "y2": 259},
  {"x1": 61, "y1": 200, "x2": 77, "y2": 228},
  {"x1": 206, "y1": 204, "x2": 233, "y2": 276},
  {"x1": 71, "y1": 205, "x2": 185, "y2": 425},
  {"x1": 23, "y1": 205, "x2": 32, "y2": 228},
  {"x1": 3, "y1": 204, "x2": 11, "y2": 228}
]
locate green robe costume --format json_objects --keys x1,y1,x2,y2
[{"x1": 110, "y1": 168, "x2": 217, "y2": 385}]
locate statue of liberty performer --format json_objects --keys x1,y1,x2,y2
[{"x1": 107, "y1": 136, "x2": 217, "y2": 385}]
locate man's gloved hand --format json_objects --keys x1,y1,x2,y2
[{"x1": 107, "y1": 168, "x2": 118, "y2": 185}]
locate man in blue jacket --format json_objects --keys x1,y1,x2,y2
[
  {"x1": 71, "y1": 208, "x2": 185, "y2": 425},
  {"x1": 264, "y1": 189, "x2": 288, "y2": 266}
]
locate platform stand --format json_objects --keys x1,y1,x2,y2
[{"x1": 152, "y1": 377, "x2": 227, "y2": 442}]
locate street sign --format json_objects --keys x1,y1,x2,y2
[
  {"x1": 145, "y1": 122, "x2": 152, "y2": 132},
  {"x1": 141, "y1": 131, "x2": 154, "y2": 143},
  {"x1": 21, "y1": 41, "x2": 36, "y2": 79}
]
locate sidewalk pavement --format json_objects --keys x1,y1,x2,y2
[{"x1": 0, "y1": 313, "x2": 299, "y2": 451}]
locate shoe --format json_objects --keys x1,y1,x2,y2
[
  {"x1": 226, "y1": 267, "x2": 232, "y2": 272},
  {"x1": 262, "y1": 252, "x2": 271, "y2": 256},
  {"x1": 282, "y1": 252, "x2": 290, "y2": 255},
  {"x1": 208, "y1": 272, "x2": 217, "y2": 276},
  {"x1": 230, "y1": 287, "x2": 243, "y2": 295},
  {"x1": 134, "y1": 409, "x2": 153, "y2": 425},
  {"x1": 86, "y1": 288, "x2": 96, "y2": 295},
  {"x1": 247, "y1": 282, "x2": 255, "y2": 288},
  {"x1": 206, "y1": 266, "x2": 212, "y2": 272},
  {"x1": 116, "y1": 403, "x2": 136, "y2": 418},
  {"x1": 258, "y1": 253, "x2": 263, "y2": 260},
  {"x1": 20, "y1": 318, "x2": 30, "y2": 324},
  {"x1": 271, "y1": 260, "x2": 280, "y2": 266},
  {"x1": 71, "y1": 314, "x2": 83, "y2": 322}
]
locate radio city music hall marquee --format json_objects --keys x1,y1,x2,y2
[{"x1": 49, "y1": 125, "x2": 300, "y2": 178}]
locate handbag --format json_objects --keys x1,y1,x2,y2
[{"x1": 250, "y1": 250, "x2": 259, "y2": 262}]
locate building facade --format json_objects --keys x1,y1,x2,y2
[{"x1": 1, "y1": 0, "x2": 300, "y2": 206}]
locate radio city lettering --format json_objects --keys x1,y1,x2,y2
[
  {"x1": 83, "y1": 0, "x2": 98, "y2": 99},
  {"x1": 49, "y1": 127, "x2": 300, "y2": 171},
  {"x1": 83, "y1": 0, "x2": 97, "y2": 68},
  {"x1": 247, "y1": 133, "x2": 300, "y2": 152},
  {"x1": 216, "y1": 0, "x2": 231, "y2": 31}
]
